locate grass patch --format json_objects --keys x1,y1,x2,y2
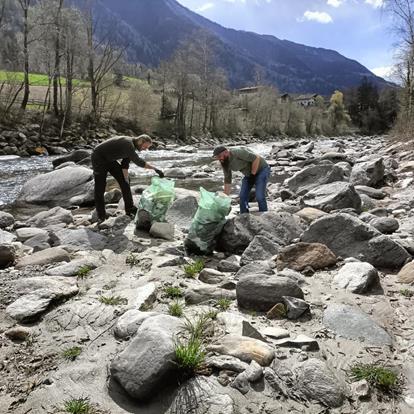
[
  {"x1": 183, "y1": 259, "x2": 205, "y2": 278},
  {"x1": 76, "y1": 266, "x2": 92, "y2": 279},
  {"x1": 98, "y1": 295, "x2": 128, "y2": 306},
  {"x1": 169, "y1": 301, "x2": 184, "y2": 317},
  {"x1": 174, "y1": 338, "x2": 205, "y2": 373},
  {"x1": 215, "y1": 297, "x2": 232, "y2": 311},
  {"x1": 63, "y1": 397, "x2": 93, "y2": 414},
  {"x1": 400, "y1": 289, "x2": 413, "y2": 298},
  {"x1": 163, "y1": 286, "x2": 183, "y2": 299},
  {"x1": 0, "y1": 70, "x2": 89, "y2": 87},
  {"x1": 350, "y1": 363, "x2": 400, "y2": 394},
  {"x1": 62, "y1": 346, "x2": 82, "y2": 361},
  {"x1": 126, "y1": 253, "x2": 140, "y2": 267}
]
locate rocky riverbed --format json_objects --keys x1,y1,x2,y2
[{"x1": 1, "y1": 135, "x2": 414, "y2": 414}]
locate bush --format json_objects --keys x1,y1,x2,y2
[
  {"x1": 350, "y1": 363, "x2": 400, "y2": 394},
  {"x1": 63, "y1": 397, "x2": 93, "y2": 414},
  {"x1": 169, "y1": 301, "x2": 184, "y2": 317},
  {"x1": 183, "y1": 259, "x2": 205, "y2": 278},
  {"x1": 62, "y1": 346, "x2": 82, "y2": 361},
  {"x1": 164, "y1": 286, "x2": 184, "y2": 299}
]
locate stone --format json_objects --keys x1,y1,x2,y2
[
  {"x1": 185, "y1": 285, "x2": 236, "y2": 305},
  {"x1": 149, "y1": 222, "x2": 175, "y2": 241},
  {"x1": 277, "y1": 242, "x2": 337, "y2": 271},
  {"x1": 323, "y1": 303, "x2": 393, "y2": 346},
  {"x1": 5, "y1": 326, "x2": 32, "y2": 341},
  {"x1": 301, "y1": 213, "x2": 410, "y2": 269},
  {"x1": 351, "y1": 379, "x2": 371, "y2": 399},
  {"x1": 110, "y1": 315, "x2": 182, "y2": 400},
  {"x1": 0, "y1": 244, "x2": 15, "y2": 268},
  {"x1": 133, "y1": 282, "x2": 157, "y2": 310},
  {"x1": 114, "y1": 310, "x2": 158, "y2": 339},
  {"x1": 370, "y1": 217, "x2": 399, "y2": 234},
  {"x1": 293, "y1": 358, "x2": 347, "y2": 408},
  {"x1": 16, "y1": 227, "x2": 48, "y2": 242},
  {"x1": 104, "y1": 188, "x2": 122, "y2": 204},
  {"x1": 261, "y1": 326, "x2": 290, "y2": 339},
  {"x1": 6, "y1": 277, "x2": 78, "y2": 322},
  {"x1": 54, "y1": 228, "x2": 107, "y2": 251},
  {"x1": 45, "y1": 258, "x2": 100, "y2": 276},
  {"x1": 355, "y1": 185, "x2": 386, "y2": 199},
  {"x1": 240, "y1": 235, "x2": 281, "y2": 266},
  {"x1": 278, "y1": 268, "x2": 307, "y2": 285},
  {"x1": 52, "y1": 149, "x2": 91, "y2": 168},
  {"x1": 235, "y1": 261, "x2": 274, "y2": 279},
  {"x1": 274, "y1": 334, "x2": 319, "y2": 350},
  {"x1": 285, "y1": 164, "x2": 345, "y2": 195},
  {"x1": 199, "y1": 268, "x2": 228, "y2": 284},
  {"x1": 166, "y1": 196, "x2": 198, "y2": 230},
  {"x1": 236, "y1": 274, "x2": 304, "y2": 311},
  {"x1": 231, "y1": 372, "x2": 249, "y2": 394},
  {"x1": 333, "y1": 262, "x2": 378, "y2": 293},
  {"x1": 301, "y1": 182, "x2": 362, "y2": 213},
  {"x1": 295, "y1": 207, "x2": 327, "y2": 223},
  {"x1": 0, "y1": 229, "x2": 16, "y2": 244},
  {"x1": 16, "y1": 166, "x2": 93, "y2": 207},
  {"x1": 397, "y1": 261, "x2": 414, "y2": 284},
  {"x1": 242, "y1": 320, "x2": 267, "y2": 342},
  {"x1": 217, "y1": 312, "x2": 246, "y2": 335},
  {"x1": 350, "y1": 158, "x2": 385, "y2": 187},
  {"x1": 217, "y1": 256, "x2": 241, "y2": 273},
  {"x1": 360, "y1": 194, "x2": 377, "y2": 211},
  {"x1": 208, "y1": 335, "x2": 275, "y2": 366},
  {"x1": 26, "y1": 206, "x2": 73, "y2": 228},
  {"x1": 218, "y1": 212, "x2": 304, "y2": 254},
  {"x1": 24, "y1": 232, "x2": 52, "y2": 252},
  {"x1": 206, "y1": 355, "x2": 249, "y2": 373},
  {"x1": 16, "y1": 247, "x2": 71, "y2": 268},
  {"x1": 282, "y1": 296, "x2": 310, "y2": 319},
  {"x1": 0, "y1": 211, "x2": 14, "y2": 229}
]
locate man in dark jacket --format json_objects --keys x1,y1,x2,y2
[
  {"x1": 213, "y1": 146, "x2": 270, "y2": 213},
  {"x1": 92, "y1": 134, "x2": 164, "y2": 222}
]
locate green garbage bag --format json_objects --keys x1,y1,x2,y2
[
  {"x1": 135, "y1": 177, "x2": 175, "y2": 230},
  {"x1": 184, "y1": 187, "x2": 231, "y2": 254}
]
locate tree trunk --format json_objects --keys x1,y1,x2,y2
[{"x1": 20, "y1": 3, "x2": 29, "y2": 110}]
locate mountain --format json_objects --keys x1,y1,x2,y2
[{"x1": 78, "y1": 0, "x2": 390, "y2": 94}]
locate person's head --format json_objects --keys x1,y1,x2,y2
[
  {"x1": 213, "y1": 146, "x2": 229, "y2": 162},
  {"x1": 133, "y1": 134, "x2": 152, "y2": 151}
]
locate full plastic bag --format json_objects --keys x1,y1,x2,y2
[
  {"x1": 184, "y1": 187, "x2": 231, "y2": 254},
  {"x1": 135, "y1": 177, "x2": 175, "y2": 230}
]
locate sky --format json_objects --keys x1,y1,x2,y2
[{"x1": 176, "y1": 0, "x2": 396, "y2": 79}]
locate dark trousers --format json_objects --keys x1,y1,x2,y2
[
  {"x1": 92, "y1": 154, "x2": 134, "y2": 220},
  {"x1": 239, "y1": 166, "x2": 271, "y2": 214}
]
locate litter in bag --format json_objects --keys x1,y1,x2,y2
[{"x1": 184, "y1": 187, "x2": 231, "y2": 254}]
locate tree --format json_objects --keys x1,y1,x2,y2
[{"x1": 327, "y1": 90, "x2": 351, "y2": 134}]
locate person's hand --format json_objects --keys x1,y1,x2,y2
[{"x1": 154, "y1": 168, "x2": 165, "y2": 178}]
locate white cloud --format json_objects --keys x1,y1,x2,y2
[
  {"x1": 197, "y1": 2, "x2": 215, "y2": 12},
  {"x1": 300, "y1": 11, "x2": 333, "y2": 24},
  {"x1": 365, "y1": 0, "x2": 384, "y2": 8},
  {"x1": 327, "y1": 0, "x2": 343, "y2": 7},
  {"x1": 371, "y1": 66, "x2": 393, "y2": 78}
]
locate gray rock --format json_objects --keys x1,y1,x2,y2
[
  {"x1": 104, "y1": 188, "x2": 122, "y2": 204},
  {"x1": 16, "y1": 227, "x2": 48, "y2": 242},
  {"x1": 235, "y1": 261, "x2": 274, "y2": 279},
  {"x1": 293, "y1": 358, "x2": 347, "y2": 408},
  {"x1": 240, "y1": 235, "x2": 281, "y2": 266},
  {"x1": 0, "y1": 244, "x2": 15, "y2": 268},
  {"x1": 110, "y1": 315, "x2": 182, "y2": 400},
  {"x1": 0, "y1": 211, "x2": 14, "y2": 229},
  {"x1": 301, "y1": 213, "x2": 410, "y2": 269},
  {"x1": 360, "y1": 194, "x2": 377, "y2": 211},
  {"x1": 218, "y1": 212, "x2": 304, "y2": 254},
  {"x1": 274, "y1": 334, "x2": 319, "y2": 350},
  {"x1": 278, "y1": 268, "x2": 307, "y2": 285},
  {"x1": 301, "y1": 182, "x2": 361, "y2": 213},
  {"x1": 236, "y1": 274, "x2": 304, "y2": 311},
  {"x1": 350, "y1": 158, "x2": 385, "y2": 187},
  {"x1": 16, "y1": 247, "x2": 71, "y2": 268},
  {"x1": 54, "y1": 228, "x2": 107, "y2": 251},
  {"x1": 323, "y1": 303, "x2": 393, "y2": 346},
  {"x1": 45, "y1": 258, "x2": 100, "y2": 276},
  {"x1": 206, "y1": 355, "x2": 249, "y2": 372},
  {"x1": 261, "y1": 326, "x2": 290, "y2": 339},
  {"x1": 218, "y1": 256, "x2": 241, "y2": 273},
  {"x1": 26, "y1": 206, "x2": 73, "y2": 228},
  {"x1": 333, "y1": 262, "x2": 378, "y2": 293},
  {"x1": 149, "y1": 222, "x2": 175, "y2": 240},
  {"x1": 355, "y1": 185, "x2": 386, "y2": 199},
  {"x1": 199, "y1": 268, "x2": 228, "y2": 284},
  {"x1": 6, "y1": 277, "x2": 78, "y2": 322},
  {"x1": 282, "y1": 296, "x2": 310, "y2": 319},
  {"x1": 16, "y1": 166, "x2": 93, "y2": 207},
  {"x1": 0, "y1": 229, "x2": 16, "y2": 244},
  {"x1": 185, "y1": 285, "x2": 236, "y2": 305},
  {"x1": 286, "y1": 164, "x2": 345, "y2": 195},
  {"x1": 114, "y1": 310, "x2": 158, "y2": 339},
  {"x1": 231, "y1": 372, "x2": 249, "y2": 394},
  {"x1": 166, "y1": 196, "x2": 198, "y2": 230},
  {"x1": 370, "y1": 217, "x2": 399, "y2": 234}
]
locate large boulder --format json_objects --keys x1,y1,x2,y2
[
  {"x1": 52, "y1": 149, "x2": 91, "y2": 168},
  {"x1": 26, "y1": 206, "x2": 73, "y2": 228},
  {"x1": 285, "y1": 164, "x2": 344, "y2": 195},
  {"x1": 0, "y1": 244, "x2": 15, "y2": 268},
  {"x1": 397, "y1": 261, "x2": 414, "y2": 284},
  {"x1": 301, "y1": 213, "x2": 410, "y2": 269},
  {"x1": 218, "y1": 212, "x2": 304, "y2": 254},
  {"x1": 110, "y1": 315, "x2": 182, "y2": 400},
  {"x1": 333, "y1": 262, "x2": 378, "y2": 293},
  {"x1": 54, "y1": 228, "x2": 107, "y2": 251},
  {"x1": 350, "y1": 158, "x2": 385, "y2": 187},
  {"x1": 240, "y1": 235, "x2": 281, "y2": 266},
  {"x1": 0, "y1": 211, "x2": 14, "y2": 229},
  {"x1": 301, "y1": 182, "x2": 361, "y2": 213},
  {"x1": 277, "y1": 242, "x2": 337, "y2": 271},
  {"x1": 16, "y1": 247, "x2": 71, "y2": 268},
  {"x1": 236, "y1": 274, "x2": 304, "y2": 311},
  {"x1": 0, "y1": 229, "x2": 16, "y2": 244},
  {"x1": 16, "y1": 166, "x2": 93, "y2": 207},
  {"x1": 370, "y1": 217, "x2": 399, "y2": 234}
]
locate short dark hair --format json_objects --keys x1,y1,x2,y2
[{"x1": 213, "y1": 146, "x2": 227, "y2": 157}]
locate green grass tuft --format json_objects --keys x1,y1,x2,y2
[
  {"x1": 168, "y1": 301, "x2": 184, "y2": 317},
  {"x1": 215, "y1": 297, "x2": 232, "y2": 311},
  {"x1": 400, "y1": 288, "x2": 413, "y2": 298},
  {"x1": 183, "y1": 259, "x2": 205, "y2": 278},
  {"x1": 62, "y1": 346, "x2": 82, "y2": 361},
  {"x1": 98, "y1": 295, "x2": 128, "y2": 306},
  {"x1": 163, "y1": 286, "x2": 183, "y2": 299},
  {"x1": 76, "y1": 266, "x2": 92, "y2": 279},
  {"x1": 174, "y1": 338, "x2": 205, "y2": 373},
  {"x1": 126, "y1": 253, "x2": 140, "y2": 267},
  {"x1": 350, "y1": 363, "x2": 400, "y2": 393},
  {"x1": 63, "y1": 397, "x2": 93, "y2": 414}
]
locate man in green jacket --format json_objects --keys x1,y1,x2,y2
[
  {"x1": 92, "y1": 134, "x2": 164, "y2": 222},
  {"x1": 213, "y1": 146, "x2": 270, "y2": 213}
]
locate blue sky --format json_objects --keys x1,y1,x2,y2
[{"x1": 176, "y1": 0, "x2": 395, "y2": 78}]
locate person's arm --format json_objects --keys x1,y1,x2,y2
[
  {"x1": 120, "y1": 158, "x2": 130, "y2": 181},
  {"x1": 251, "y1": 156, "x2": 261, "y2": 175},
  {"x1": 143, "y1": 163, "x2": 164, "y2": 178}
]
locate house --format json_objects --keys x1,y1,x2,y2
[
  {"x1": 237, "y1": 86, "x2": 260, "y2": 95},
  {"x1": 293, "y1": 94, "x2": 322, "y2": 107}
]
